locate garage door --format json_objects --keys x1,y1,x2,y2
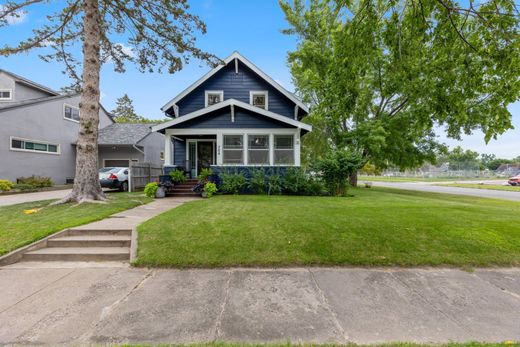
[{"x1": 104, "y1": 159, "x2": 130, "y2": 167}]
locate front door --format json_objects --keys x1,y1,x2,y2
[{"x1": 196, "y1": 141, "x2": 214, "y2": 176}]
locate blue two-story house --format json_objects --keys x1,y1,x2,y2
[{"x1": 152, "y1": 51, "x2": 312, "y2": 178}]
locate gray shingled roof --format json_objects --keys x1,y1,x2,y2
[{"x1": 98, "y1": 123, "x2": 154, "y2": 145}]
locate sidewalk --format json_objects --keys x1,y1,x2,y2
[{"x1": 0, "y1": 266, "x2": 519, "y2": 345}]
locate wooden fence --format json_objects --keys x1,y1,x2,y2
[{"x1": 129, "y1": 163, "x2": 162, "y2": 192}]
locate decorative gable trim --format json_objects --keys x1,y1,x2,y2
[
  {"x1": 160, "y1": 51, "x2": 309, "y2": 114},
  {"x1": 153, "y1": 98, "x2": 312, "y2": 133}
]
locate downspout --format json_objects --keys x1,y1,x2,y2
[{"x1": 133, "y1": 144, "x2": 145, "y2": 155}]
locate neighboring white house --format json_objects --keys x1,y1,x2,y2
[{"x1": 0, "y1": 69, "x2": 164, "y2": 184}]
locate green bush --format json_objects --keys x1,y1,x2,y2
[
  {"x1": 12, "y1": 183, "x2": 35, "y2": 191},
  {"x1": 267, "y1": 174, "x2": 282, "y2": 195},
  {"x1": 283, "y1": 167, "x2": 309, "y2": 195},
  {"x1": 305, "y1": 176, "x2": 328, "y2": 196},
  {"x1": 220, "y1": 172, "x2": 246, "y2": 194},
  {"x1": 203, "y1": 182, "x2": 218, "y2": 198},
  {"x1": 249, "y1": 170, "x2": 266, "y2": 194},
  {"x1": 313, "y1": 149, "x2": 362, "y2": 196},
  {"x1": 144, "y1": 182, "x2": 158, "y2": 198},
  {"x1": 197, "y1": 168, "x2": 213, "y2": 181},
  {"x1": 0, "y1": 179, "x2": 14, "y2": 192},
  {"x1": 16, "y1": 176, "x2": 53, "y2": 188},
  {"x1": 169, "y1": 170, "x2": 187, "y2": 184}
]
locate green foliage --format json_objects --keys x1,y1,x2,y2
[
  {"x1": 144, "y1": 182, "x2": 158, "y2": 198},
  {"x1": 267, "y1": 174, "x2": 282, "y2": 196},
  {"x1": 169, "y1": 170, "x2": 187, "y2": 184},
  {"x1": 0, "y1": 180, "x2": 14, "y2": 192},
  {"x1": 12, "y1": 184, "x2": 35, "y2": 191},
  {"x1": 16, "y1": 176, "x2": 53, "y2": 188},
  {"x1": 203, "y1": 182, "x2": 218, "y2": 198},
  {"x1": 360, "y1": 162, "x2": 382, "y2": 176},
  {"x1": 197, "y1": 168, "x2": 213, "y2": 181},
  {"x1": 220, "y1": 172, "x2": 247, "y2": 195},
  {"x1": 305, "y1": 176, "x2": 327, "y2": 196},
  {"x1": 314, "y1": 149, "x2": 362, "y2": 196},
  {"x1": 112, "y1": 94, "x2": 165, "y2": 123},
  {"x1": 437, "y1": 146, "x2": 483, "y2": 170},
  {"x1": 281, "y1": 0, "x2": 520, "y2": 171},
  {"x1": 283, "y1": 167, "x2": 309, "y2": 195},
  {"x1": 249, "y1": 170, "x2": 267, "y2": 194}
]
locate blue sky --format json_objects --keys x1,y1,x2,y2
[{"x1": 1, "y1": 0, "x2": 518, "y2": 158}]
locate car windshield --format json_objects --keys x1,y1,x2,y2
[
  {"x1": 99, "y1": 167, "x2": 113, "y2": 173},
  {"x1": 108, "y1": 168, "x2": 123, "y2": 173}
]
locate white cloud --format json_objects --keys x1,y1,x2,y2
[
  {"x1": 0, "y1": 5, "x2": 27, "y2": 25},
  {"x1": 115, "y1": 43, "x2": 135, "y2": 58}
]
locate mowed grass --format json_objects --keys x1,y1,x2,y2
[
  {"x1": 135, "y1": 188, "x2": 520, "y2": 268},
  {"x1": 0, "y1": 192, "x2": 152, "y2": 256},
  {"x1": 438, "y1": 183, "x2": 520, "y2": 192},
  {"x1": 358, "y1": 175, "x2": 504, "y2": 183}
]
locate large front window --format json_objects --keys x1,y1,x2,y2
[
  {"x1": 274, "y1": 135, "x2": 294, "y2": 165},
  {"x1": 248, "y1": 135, "x2": 269, "y2": 165},
  {"x1": 223, "y1": 135, "x2": 244, "y2": 164}
]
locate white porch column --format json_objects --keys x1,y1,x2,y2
[
  {"x1": 269, "y1": 133, "x2": 274, "y2": 166},
  {"x1": 164, "y1": 130, "x2": 173, "y2": 166},
  {"x1": 216, "y1": 132, "x2": 223, "y2": 165},
  {"x1": 294, "y1": 129, "x2": 301, "y2": 166}
]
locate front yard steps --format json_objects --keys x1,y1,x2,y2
[
  {"x1": 169, "y1": 179, "x2": 200, "y2": 197},
  {"x1": 21, "y1": 228, "x2": 131, "y2": 262}
]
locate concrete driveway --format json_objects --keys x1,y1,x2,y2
[
  {"x1": 373, "y1": 181, "x2": 520, "y2": 201},
  {"x1": 0, "y1": 189, "x2": 71, "y2": 207},
  {"x1": 1, "y1": 265, "x2": 519, "y2": 345}
]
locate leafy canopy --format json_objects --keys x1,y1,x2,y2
[{"x1": 281, "y1": 0, "x2": 520, "y2": 170}]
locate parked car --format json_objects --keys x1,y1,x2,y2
[
  {"x1": 508, "y1": 174, "x2": 520, "y2": 186},
  {"x1": 99, "y1": 167, "x2": 129, "y2": 191}
]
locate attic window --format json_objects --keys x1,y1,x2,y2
[
  {"x1": 0, "y1": 89, "x2": 12, "y2": 101},
  {"x1": 250, "y1": 91, "x2": 268, "y2": 110},
  {"x1": 205, "y1": 91, "x2": 223, "y2": 107}
]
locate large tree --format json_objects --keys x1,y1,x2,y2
[
  {"x1": 1, "y1": 0, "x2": 216, "y2": 202},
  {"x1": 111, "y1": 94, "x2": 164, "y2": 123},
  {"x1": 280, "y1": 0, "x2": 520, "y2": 185}
]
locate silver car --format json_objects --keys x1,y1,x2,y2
[{"x1": 98, "y1": 167, "x2": 129, "y2": 191}]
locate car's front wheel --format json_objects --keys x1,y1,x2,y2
[{"x1": 120, "y1": 181, "x2": 129, "y2": 191}]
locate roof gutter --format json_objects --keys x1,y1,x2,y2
[{"x1": 132, "y1": 144, "x2": 145, "y2": 155}]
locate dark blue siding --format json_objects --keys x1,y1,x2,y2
[
  {"x1": 177, "y1": 107, "x2": 290, "y2": 129},
  {"x1": 173, "y1": 139, "x2": 186, "y2": 167},
  {"x1": 177, "y1": 61, "x2": 296, "y2": 119}
]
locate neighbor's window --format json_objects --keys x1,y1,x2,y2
[
  {"x1": 250, "y1": 91, "x2": 268, "y2": 110},
  {"x1": 223, "y1": 135, "x2": 244, "y2": 164},
  {"x1": 160, "y1": 151, "x2": 164, "y2": 160},
  {"x1": 248, "y1": 135, "x2": 269, "y2": 165},
  {"x1": 64, "y1": 104, "x2": 80, "y2": 121},
  {"x1": 0, "y1": 89, "x2": 12, "y2": 101},
  {"x1": 205, "y1": 91, "x2": 223, "y2": 107},
  {"x1": 10, "y1": 137, "x2": 60, "y2": 154},
  {"x1": 274, "y1": 135, "x2": 294, "y2": 165}
]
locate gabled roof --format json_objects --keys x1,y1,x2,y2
[
  {"x1": 0, "y1": 93, "x2": 78, "y2": 112},
  {"x1": 0, "y1": 69, "x2": 60, "y2": 96},
  {"x1": 98, "y1": 123, "x2": 157, "y2": 145},
  {"x1": 153, "y1": 98, "x2": 312, "y2": 133},
  {"x1": 161, "y1": 51, "x2": 309, "y2": 114}
]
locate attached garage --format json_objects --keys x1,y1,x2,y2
[{"x1": 103, "y1": 159, "x2": 131, "y2": 167}]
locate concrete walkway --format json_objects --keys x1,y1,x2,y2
[
  {"x1": 373, "y1": 181, "x2": 520, "y2": 201},
  {"x1": 0, "y1": 189, "x2": 71, "y2": 207},
  {"x1": 0, "y1": 266, "x2": 519, "y2": 345}
]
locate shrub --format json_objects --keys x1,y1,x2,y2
[
  {"x1": 203, "y1": 182, "x2": 218, "y2": 198},
  {"x1": 220, "y1": 172, "x2": 246, "y2": 194},
  {"x1": 0, "y1": 179, "x2": 14, "y2": 192},
  {"x1": 12, "y1": 183, "x2": 35, "y2": 191},
  {"x1": 283, "y1": 167, "x2": 309, "y2": 195},
  {"x1": 249, "y1": 170, "x2": 266, "y2": 194},
  {"x1": 313, "y1": 149, "x2": 362, "y2": 196},
  {"x1": 169, "y1": 170, "x2": 187, "y2": 184},
  {"x1": 197, "y1": 168, "x2": 213, "y2": 181},
  {"x1": 144, "y1": 182, "x2": 158, "y2": 198},
  {"x1": 267, "y1": 174, "x2": 282, "y2": 195},
  {"x1": 16, "y1": 176, "x2": 53, "y2": 188},
  {"x1": 305, "y1": 177, "x2": 328, "y2": 196}
]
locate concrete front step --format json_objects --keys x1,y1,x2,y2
[
  {"x1": 66, "y1": 229, "x2": 132, "y2": 236},
  {"x1": 48, "y1": 235, "x2": 131, "y2": 248},
  {"x1": 169, "y1": 192, "x2": 200, "y2": 197},
  {"x1": 22, "y1": 247, "x2": 130, "y2": 262}
]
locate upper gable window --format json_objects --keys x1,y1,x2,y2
[
  {"x1": 250, "y1": 91, "x2": 268, "y2": 110},
  {"x1": 0, "y1": 89, "x2": 12, "y2": 101},
  {"x1": 64, "y1": 104, "x2": 80, "y2": 122},
  {"x1": 205, "y1": 91, "x2": 224, "y2": 107}
]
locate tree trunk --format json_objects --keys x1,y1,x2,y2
[
  {"x1": 56, "y1": 0, "x2": 104, "y2": 204},
  {"x1": 349, "y1": 170, "x2": 358, "y2": 187}
]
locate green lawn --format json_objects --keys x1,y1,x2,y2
[
  {"x1": 0, "y1": 192, "x2": 152, "y2": 256},
  {"x1": 135, "y1": 188, "x2": 520, "y2": 268},
  {"x1": 438, "y1": 183, "x2": 520, "y2": 192},
  {"x1": 358, "y1": 175, "x2": 504, "y2": 183}
]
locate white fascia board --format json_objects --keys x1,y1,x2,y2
[
  {"x1": 160, "y1": 51, "x2": 309, "y2": 114},
  {"x1": 152, "y1": 99, "x2": 312, "y2": 133}
]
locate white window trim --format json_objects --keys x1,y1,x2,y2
[
  {"x1": 204, "y1": 90, "x2": 224, "y2": 108},
  {"x1": 102, "y1": 158, "x2": 137, "y2": 167},
  {"x1": 273, "y1": 134, "x2": 296, "y2": 166},
  {"x1": 186, "y1": 139, "x2": 217, "y2": 176},
  {"x1": 63, "y1": 103, "x2": 80, "y2": 123},
  {"x1": 9, "y1": 136, "x2": 61, "y2": 155},
  {"x1": 249, "y1": 90, "x2": 268, "y2": 110},
  {"x1": 247, "y1": 134, "x2": 270, "y2": 165},
  {"x1": 222, "y1": 134, "x2": 245, "y2": 165},
  {"x1": 0, "y1": 88, "x2": 13, "y2": 101}
]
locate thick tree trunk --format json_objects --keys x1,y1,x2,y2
[
  {"x1": 349, "y1": 170, "x2": 358, "y2": 187},
  {"x1": 56, "y1": 0, "x2": 104, "y2": 204}
]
